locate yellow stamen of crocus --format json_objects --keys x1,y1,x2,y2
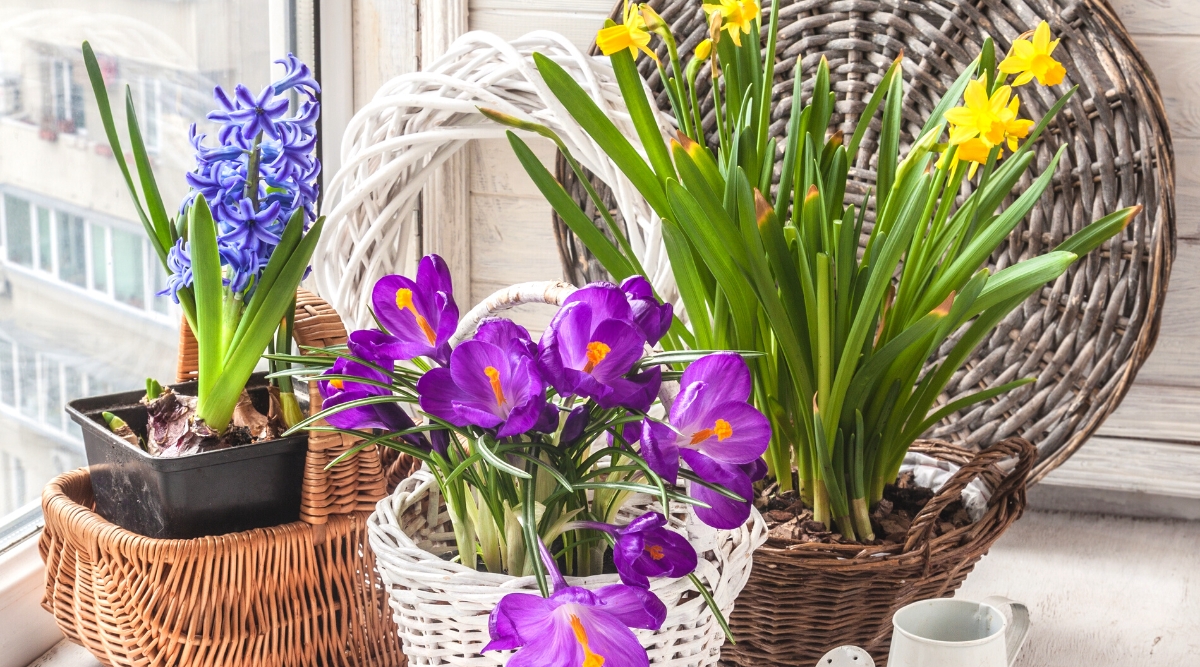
[
  {"x1": 647, "y1": 544, "x2": 665, "y2": 561},
  {"x1": 330, "y1": 378, "x2": 344, "y2": 390},
  {"x1": 597, "y1": 1, "x2": 657, "y2": 62},
  {"x1": 396, "y1": 288, "x2": 438, "y2": 345},
  {"x1": 703, "y1": 0, "x2": 759, "y2": 47},
  {"x1": 689, "y1": 418, "x2": 734, "y2": 445},
  {"x1": 583, "y1": 341, "x2": 611, "y2": 373},
  {"x1": 569, "y1": 615, "x2": 605, "y2": 667},
  {"x1": 999, "y1": 21, "x2": 1066, "y2": 87},
  {"x1": 484, "y1": 366, "x2": 506, "y2": 407}
]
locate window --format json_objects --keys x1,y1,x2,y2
[
  {"x1": 111, "y1": 227, "x2": 145, "y2": 309},
  {"x1": 90, "y1": 222, "x2": 108, "y2": 292},
  {"x1": 4, "y1": 195, "x2": 31, "y2": 267},
  {"x1": 0, "y1": 0, "x2": 319, "y2": 550},
  {"x1": 46, "y1": 59, "x2": 84, "y2": 135},
  {"x1": 57, "y1": 211, "x2": 86, "y2": 287},
  {"x1": 142, "y1": 78, "x2": 161, "y2": 153},
  {"x1": 35, "y1": 207, "x2": 52, "y2": 273}
]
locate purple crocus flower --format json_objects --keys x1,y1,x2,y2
[
  {"x1": 317, "y1": 340, "x2": 430, "y2": 451},
  {"x1": 227, "y1": 84, "x2": 291, "y2": 140},
  {"x1": 683, "y1": 454, "x2": 766, "y2": 530},
  {"x1": 639, "y1": 353, "x2": 770, "y2": 485},
  {"x1": 620, "y1": 276, "x2": 673, "y2": 346},
  {"x1": 537, "y1": 283, "x2": 661, "y2": 411},
  {"x1": 575, "y1": 512, "x2": 697, "y2": 589},
  {"x1": 416, "y1": 338, "x2": 545, "y2": 439},
  {"x1": 373, "y1": 255, "x2": 458, "y2": 366},
  {"x1": 484, "y1": 540, "x2": 665, "y2": 667}
]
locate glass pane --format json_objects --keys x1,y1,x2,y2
[
  {"x1": 17, "y1": 348, "x2": 37, "y2": 421},
  {"x1": 0, "y1": 340, "x2": 12, "y2": 408},
  {"x1": 0, "y1": 0, "x2": 310, "y2": 525},
  {"x1": 150, "y1": 246, "x2": 169, "y2": 315},
  {"x1": 57, "y1": 212, "x2": 87, "y2": 287},
  {"x1": 90, "y1": 222, "x2": 108, "y2": 292},
  {"x1": 111, "y1": 229, "x2": 145, "y2": 309},
  {"x1": 36, "y1": 206, "x2": 51, "y2": 272},
  {"x1": 42, "y1": 359, "x2": 62, "y2": 431},
  {"x1": 4, "y1": 195, "x2": 32, "y2": 267}
]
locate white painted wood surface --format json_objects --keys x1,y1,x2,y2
[
  {"x1": 956, "y1": 510, "x2": 1200, "y2": 666},
  {"x1": 30, "y1": 509, "x2": 1200, "y2": 666}
]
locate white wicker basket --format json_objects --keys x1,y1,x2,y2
[{"x1": 368, "y1": 470, "x2": 767, "y2": 666}]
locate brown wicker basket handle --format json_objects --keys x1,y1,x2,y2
[
  {"x1": 902, "y1": 437, "x2": 1037, "y2": 553},
  {"x1": 175, "y1": 289, "x2": 388, "y2": 525}
]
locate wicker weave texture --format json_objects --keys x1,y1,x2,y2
[
  {"x1": 725, "y1": 438, "x2": 1035, "y2": 666},
  {"x1": 368, "y1": 471, "x2": 767, "y2": 666},
  {"x1": 40, "y1": 291, "x2": 406, "y2": 667},
  {"x1": 556, "y1": 0, "x2": 1175, "y2": 483}
]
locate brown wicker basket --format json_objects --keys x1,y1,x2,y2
[
  {"x1": 725, "y1": 438, "x2": 1035, "y2": 666},
  {"x1": 556, "y1": 0, "x2": 1174, "y2": 484},
  {"x1": 40, "y1": 290, "x2": 407, "y2": 667}
]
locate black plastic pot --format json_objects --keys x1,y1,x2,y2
[{"x1": 66, "y1": 374, "x2": 307, "y2": 539}]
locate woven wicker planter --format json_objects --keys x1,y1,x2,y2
[
  {"x1": 39, "y1": 291, "x2": 407, "y2": 667},
  {"x1": 367, "y1": 470, "x2": 767, "y2": 666},
  {"x1": 723, "y1": 438, "x2": 1036, "y2": 666}
]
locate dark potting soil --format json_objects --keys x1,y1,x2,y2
[{"x1": 756, "y1": 471, "x2": 972, "y2": 547}]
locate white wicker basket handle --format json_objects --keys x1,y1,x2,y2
[{"x1": 451, "y1": 280, "x2": 577, "y2": 345}]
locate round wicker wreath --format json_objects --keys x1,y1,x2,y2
[{"x1": 554, "y1": 0, "x2": 1175, "y2": 483}]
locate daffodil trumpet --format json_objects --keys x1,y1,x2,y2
[{"x1": 494, "y1": 8, "x2": 1137, "y2": 544}]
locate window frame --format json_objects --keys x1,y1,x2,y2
[{"x1": 0, "y1": 5, "x2": 335, "y2": 663}]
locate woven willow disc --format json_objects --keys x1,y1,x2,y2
[{"x1": 554, "y1": 0, "x2": 1174, "y2": 483}]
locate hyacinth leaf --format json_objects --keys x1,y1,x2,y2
[
  {"x1": 1056, "y1": 206, "x2": 1139, "y2": 257},
  {"x1": 123, "y1": 88, "x2": 172, "y2": 262},
  {"x1": 187, "y1": 196, "x2": 225, "y2": 404},
  {"x1": 224, "y1": 208, "x2": 307, "y2": 361},
  {"x1": 608, "y1": 46, "x2": 675, "y2": 184},
  {"x1": 504, "y1": 131, "x2": 635, "y2": 281},
  {"x1": 200, "y1": 217, "x2": 324, "y2": 432},
  {"x1": 80, "y1": 44, "x2": 155, "y2": 257},
  {"x1": 532, "y1": 52, "x2": 671, "y2": 218}
]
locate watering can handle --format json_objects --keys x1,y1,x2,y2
[{"x1": 983, "y1": 595, "x2": 1031, "y2": 666}]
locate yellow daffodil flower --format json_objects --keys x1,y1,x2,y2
[
  {"x1": 999, "y1": 21, "x2": 1066, "y2": 86},
  {"x1": 1002, "y1": 95, "x2": 1034, "y2": 151},
  {"x1": 597, "y1": 1, "x2": 656, "y2": 61},
  {"x1": 944, "y1": 79, "x2": 1013, "y2": 147},
  {"x1": 937, "y1": 137, "x2": 994, "y2": 178},
  {"x1": 695, "y1": 38, "x2": 713, "y2": 61},
  {"x1": 703, "y1": 0, "x2": 760, "y2": 47}
]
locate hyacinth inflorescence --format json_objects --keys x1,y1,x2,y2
[{"x1": 163, "y1": 54, "x2": 321, "y2": 301}]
